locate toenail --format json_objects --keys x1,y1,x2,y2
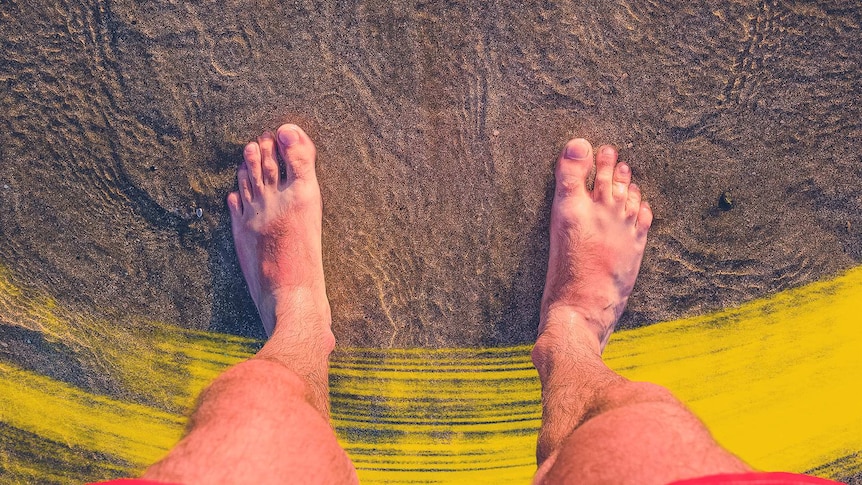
[
  {"x1": 278, "y1": 127, "x2": 300, "y2": 147},
  {"x1": 619, "y1": 163, "x2": 630, "y2": 174},
  {"x1": 601, "y1": 146, "x2": 616, "y2": 157},
  {"x1": 565, "y1": 139, "x2": 590, "y2": 159}
]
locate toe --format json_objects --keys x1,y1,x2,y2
[
  {"x1": 244, "y1": 142, "x2": 265, "y2": 195},
  {"x1": 257, "y1": 132, "x2": 280, "y2": 186},
  {"x1": 625, "y1": 183, "x2": 641, "y2": 221},
  {"x1": 555, "y1": 138, "x2": 593, "y2": 198},
  {"x1": 637, "y1": 201, "x2": 653, "y2": 237},
  {"x1": 612, "y1": 162, "x2": 631, "y2": 204},
  {"x1": 227, "y1": 191, "x2": 243, "y2": 217},
  {"x1": 276, "y1": 124, "x2": 317, "y2": 184},
  {"x1": 593, "y1": 145, "x2": 617, "y2": 202},
  {"x1": 237, "y1": 161, "x2": 253, "y2": 205}
]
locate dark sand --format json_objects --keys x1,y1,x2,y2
[{"x1": 1, "y1": 0, "x2": 860, "y2": 349}]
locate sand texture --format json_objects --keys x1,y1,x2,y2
[{"x1": 1, "y1": 0, "x2": 861, "y2": 348}]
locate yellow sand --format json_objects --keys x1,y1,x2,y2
[{"x1": 0, "y1": 265, "x2": 859, "y2": 483}]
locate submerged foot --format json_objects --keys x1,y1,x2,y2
[
  {"x1": 227, "y1": 124, "x2": 331, "y2": 340},
  {"x1": 536, "y1": 138, "x2": 652, "y2": 359}
]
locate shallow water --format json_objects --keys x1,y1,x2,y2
[{"x1": 1, "y1": 0, "x2": 860, "y2": 346}]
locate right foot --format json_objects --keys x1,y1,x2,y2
[
  {"x1": 226, "y1": 124, "x2": 332, "y2": 344},
  {"x1": 536, "y1": 138, "x2": 652, "y2": 359}
]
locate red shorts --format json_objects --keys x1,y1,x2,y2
[
  {"x1": 668, "y1": 472, "x2": 843, "y2": 484},
  {"x1": 88, "y1": 481, "x2": 181, "y2": 485},
  {"x1": 94, "y1": 472, "x2": 842, "y2": 484}
]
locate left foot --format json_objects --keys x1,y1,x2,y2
[{"x1": 227, "y1": 124, "x2": 331, "y2": 341}]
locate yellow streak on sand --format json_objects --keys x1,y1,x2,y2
[
  {"x1": 0, "y1": 265, "x2": 860, "y2": 483},
  {"x1": 604, "y1": 267, "x2": 862, "y2": 474},
  {"x1": 0, "y1": 361, "x2": 183, "y2": 465},
  {"x1": 0, "y1": 265, "x2": 256, "y2": 413}
]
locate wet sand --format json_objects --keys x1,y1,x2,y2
[
  {"x1": 1, "y1": 1, "x2": 862, "y2": 482},
  {"x1": 1, "y1": 4, "x2": 861, "y2": 344}
]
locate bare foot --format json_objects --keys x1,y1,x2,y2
[
  {"x1": 226, "y1": 124, "x2": 331, "y2": 341},
  {"x1": 537, "y1": 138, "x2": 652, "y2": 357}
]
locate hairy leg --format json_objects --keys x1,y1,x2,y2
[
  {"x1": 532, "y1": 139, "x2": 749, "y2": 485},
  {"x1": 143, "y1": 125, "x2": 357, "y2": 484}
]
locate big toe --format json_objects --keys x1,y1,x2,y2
[
  {"x1": 555, "y1": 138, "x2": 593, "y2": 198},
  {"x1": 276, "y1": 124, "x2": 317, "y2": 184}
]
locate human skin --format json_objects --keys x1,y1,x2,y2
[
  {"x1": 143, "y1": 124, "x2": 358, "y2": 484},
  {"x1": 531, "y1": 138, "x2": 750, "y2": 484},
  {"x1": 143, "y1": 127, "x2": 748, "y2": 485}
]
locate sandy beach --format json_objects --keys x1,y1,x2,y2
[
  {"x1": 0, "y1": 1, "x2": 860, "y2": 482},
  {"x1": 1, "y1": 1, "x2": 860, "y2": 347}
]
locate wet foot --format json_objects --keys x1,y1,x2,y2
[
  {"x1": 537, "y1": 138, "x2": 652, "y2": 358},
  {"x1": 227, "y1": 124, "x2": 331, "y2": 339}
]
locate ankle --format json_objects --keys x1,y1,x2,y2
[
  {"x1": 539, "y1": 306, "x2": 603, "y2": 348},
  {"x1": 255, "y1": 286, "x2": 335, "y2": 368},
  {"x1": 542, "y1": 303, "x2": 621, "y2": 350},
  {"x1": 257, "y1": 324, "x2": 335, "y2": 381},
  {"x1": 262, "y1": 285, "x2": 331, "y2": 329},
  {"x1": 532, "y1": 319, "x2": 601, "y2": 381},
  {"x1": 270, "y1": 308, "x2": 335, "y2": 356}
]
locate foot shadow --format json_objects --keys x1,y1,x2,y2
[
  {"x1": 206, "y1": 142, "x2": 266, "y2": 343},
  {"x1": 480, "y1": 169, "x2": 555, "y2": 347}
]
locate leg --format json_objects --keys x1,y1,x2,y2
[
  {"x1": 532, "y1": 139, "x2": 750, "y2": 485},
  {"x1": 143, "y1": 125, "x2": 358, "y2": 484}
]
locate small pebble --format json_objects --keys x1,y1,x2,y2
[
  {"x1": 196, "y1": 208, "x2": 204, "y2": 218},
  {"x1": 149, "y1": 165, "x2": 158, "y2": 172},
  {"x1": 718, "y1": 191, "x2": 734, "y2": 211},
  {"x1": 2, "y1": 184, "x2": 8, "y2": 189},
  {"x1": 492, "y1": 129, "x2": 500, "y2": 136}
]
